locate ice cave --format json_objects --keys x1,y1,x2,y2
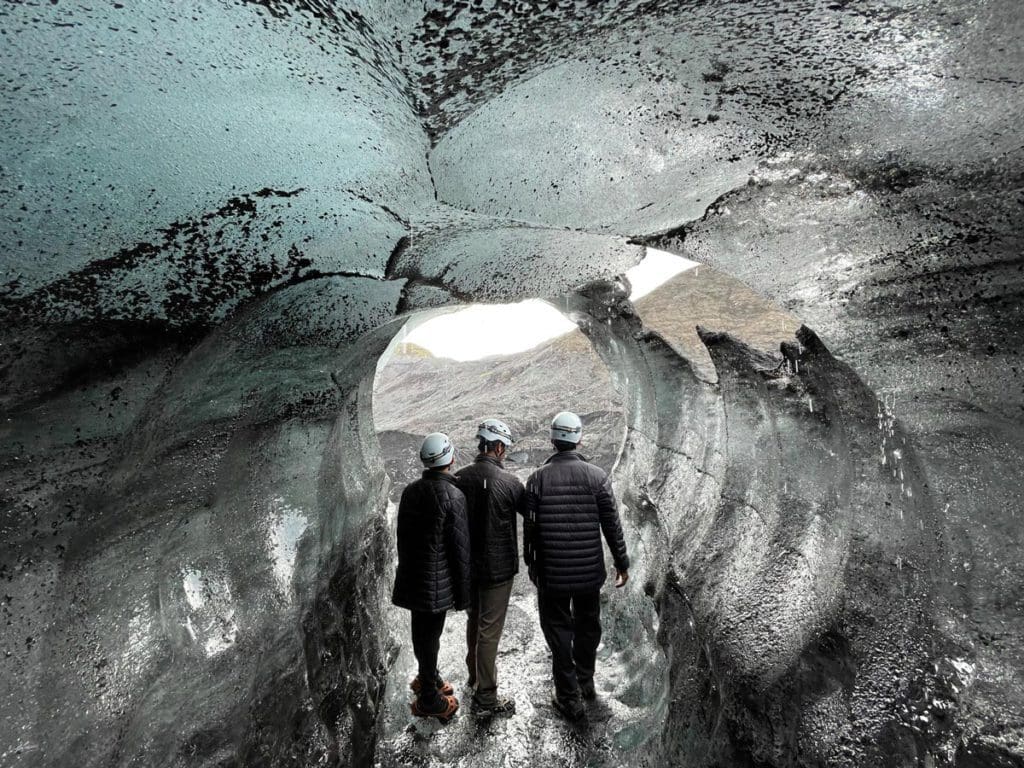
[{"x1": 1, "y1": 2, "x2": 1022, "y2": 767}]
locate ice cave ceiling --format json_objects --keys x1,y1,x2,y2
[{"x1": 1, "y1": 1, "x2": 1022, "y2": 767}]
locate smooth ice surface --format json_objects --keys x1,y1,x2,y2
[{"x1": 2, "y1": 1, "x2": 1023, "y2": 766}]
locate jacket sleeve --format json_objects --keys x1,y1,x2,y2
[
  {"x1": 523, "y1": 476, "x2": 538, "y2": 574},
  {"x1": 513, "y1": 477, "x2": 527, "y2": 518},
  {"x1": 445, "y1": 489, "x2": 472, "y2": 610},
  {"x1": 595, "y1": 473, "x2": 630, "y2": 571}
]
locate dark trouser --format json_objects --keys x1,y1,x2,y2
[
  {"x1": 465, "y1": 578, "x2": 514, "y2": 706},
  {"x1": 410, "y1": 610, "x2": 447, "y2": 706},
  {"x1": 537, "y1": 589, "x2": 601, "y2": 701}
]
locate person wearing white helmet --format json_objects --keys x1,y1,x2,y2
[
  {"x1": 524, "y1": 411, "x2": 630, "y2": 721},
  {"x1": 454, "y1": 418, "x2": 525, "y2": 718},
  {"x1": 392, "y1": 432, "x2": 471, "y2": 722}
]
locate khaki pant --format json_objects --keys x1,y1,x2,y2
[{"x1": 465, "y1": 578, "x2": 514, "y2": 706}]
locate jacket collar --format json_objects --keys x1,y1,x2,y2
[
  {"x1": 474, "y1": 454, "x2": 504, "y2": 469},
  {"x1": 422, "y1": 468, "x2": 458, "y2": 485},
  {"x1": 544, "y1": 450, "x2": 586, "y2": 465}
]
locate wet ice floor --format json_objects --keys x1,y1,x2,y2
[{"x1": 375, "y1": 570, "x2": 653, "y2": 768}]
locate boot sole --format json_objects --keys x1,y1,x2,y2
[
  {"x1": 410, "y1": 695, "x2": 460, "y2": 723},
  {"x1": 471, "y1": 704, "x2": 516, "y2": 719}
]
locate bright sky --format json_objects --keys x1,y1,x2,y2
[{"x1": 399, "y1": 248, "x2": 696, "y2": 361}]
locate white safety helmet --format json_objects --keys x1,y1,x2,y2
[
  {"x1": 419, "y1": 432, "x2": 455, "y2": 468},
  {"x1": 476, "y1": 418, "x2": 514, "y2": 447},
  {"x1": 550, "y1": 411, "x2": 583, "y2": 444}
]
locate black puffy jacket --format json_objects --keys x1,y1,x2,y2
[
  {"x1": 455, "y1": 455, "x2": 525, "y2": 586},
  {"x1": 392, "y1": 469, "x2": 471, "y2": 612},
  {"x1": 524, "y1": 451, "x2": 630, "y2": 594}
]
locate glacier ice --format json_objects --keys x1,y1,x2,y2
[{"x1": 1, "y1": 1, "x2": 1023, "y2": 766}]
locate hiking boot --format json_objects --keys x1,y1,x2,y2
[
  {"x1": 551, "y1": 690, "x2": 586, "y2": 721},
  {"x1": 410, "y1": 693, "x2": 459, "y2": 723},
  {"x1": 471, "y1": 696, "x2": 516, "y2": 719},
  {"x1": 579, "y1": 679, "x2": 597, "y2": 701},
  {"x1": 410, "y1": 675, "x2": 454, "y2": 697}
]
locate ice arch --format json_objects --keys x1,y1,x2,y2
[{"x1": 2, "y1": 1, "x2": 1022, "y2": 766}]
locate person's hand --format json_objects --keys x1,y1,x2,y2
[{"x1": 615, "y1": 568, "x2": 629, "y2": 588}]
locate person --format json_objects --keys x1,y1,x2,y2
[
  {"x1": 391, "y1": 432, "x2": 471, "y2": 722},
  {"x1": 524, "y1": 411, "x2": 630, "y2": 721},
  {"x1": 454, "y1": 418, "x2": 525, "y2": 718}
]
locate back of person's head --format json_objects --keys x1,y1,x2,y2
[
  {"x1": 478, "y1": 437, "x2": 505, "y2": 454},
  {"x1": 420, "y1": 432, "x2": 455, "y2": 468},
  {"x1": 549, "y1": 411, "x2": 583, "y2": 446},
  {"x1": 552, "y1": 440, "x2": 577, "y2": 452},
  {"x1": 476, "y1": 418, "x2": 514, "y2": 457}
]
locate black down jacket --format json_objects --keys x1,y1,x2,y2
[
  {"x1": 455, "y1": 455, "x2": 526, "y2": 586},
  {"x1": 524, "y1": 451, "x2": 630, "y2": 594},
  {"x1": 392, "y1": 469, "x2": 472, "y2": 612}
]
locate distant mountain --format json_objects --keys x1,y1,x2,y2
[
  {"x1": 388, "y1": 341, "x2": 434, "y2": 358},
  {"x1": 634, "y1": 265, "x2": 801, "y2": 380}
]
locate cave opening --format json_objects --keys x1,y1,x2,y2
[{"x1": 357, "y1": 249, "x2": 818, "y2": 764}]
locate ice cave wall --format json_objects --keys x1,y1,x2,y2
[{"x1": 1, "y1": 1, "x2": 1022, "y2": 766}]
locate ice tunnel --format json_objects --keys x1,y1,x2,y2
[{"x1": 1, "y1": 1, "x2": 1022, "y2": 766}]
